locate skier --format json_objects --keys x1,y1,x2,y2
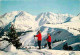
[
  {"x1": 46, "y1": 33, "x2": 52, "y2": 49},
  {"x1": 34, "y1": 30, "x2": 42, "y2": 49}
]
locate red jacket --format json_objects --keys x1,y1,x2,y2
[
  {"x1": 36, "y1": 33, "x2": 42, "y2": 41},
  {"x1": 46, "y1": 36, "x2": 51, "y2": 42}
]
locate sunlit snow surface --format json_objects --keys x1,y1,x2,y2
[{"x1": 0, "y1": 48, "x2": 80, "y2": 55}]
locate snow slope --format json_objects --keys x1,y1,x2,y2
[
  {"x1": 44, "y1": 21, "x2": 80, "y2": 36},
  {"x1": 20, "y1": 32, "x2": 37, "y2": 46},
  {"x1": 69, "y1": 43, "x2": 80, "y2": 51},
  {"x1": 0, "y1": 48, "x2": 80, "y2": 55},
  {"x1": 35, "y1": 12, "x2": 73, "y2": 26},
  {"x1": 0, "y1": 11, "x2": 37, "y2": 32},
  {"x1": 70, "y1": 14, "x2": 80, "y2": 22}
]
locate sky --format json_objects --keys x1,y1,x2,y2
[{"x1": 0, "y1": 0, "x2": 80, "y2": 16}]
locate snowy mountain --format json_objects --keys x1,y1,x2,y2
[
  {"x1": 0, "y1": 11, "x2": 37, "y2": 32},
  {"x1": 0, "y1": 11, "x2": 74, "y2": 32},
  {"x1": 35, "y1": 12, "x2": 73, "y2": 26},
  {"x1": 0, "y1": 11, "x2": 80, "y2": 54},
  {"x1": 70, "y1": 14, "x2": 80, "y2": 22}
]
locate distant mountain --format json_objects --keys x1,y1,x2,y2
[
  {"x1": 0, "y1": 11, "x2": 37, "y2": 32},
  {"x1": 35, "y1": 12, "x2": 73, "y2": 26},
  {"x1": 0, "y1": 11, "x2": 76, "y2": 32}
]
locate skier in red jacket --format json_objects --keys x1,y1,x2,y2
[
  {"x1": 46, "y1": 33, "x2": 52, "y2": 49},
  {"x1": 34, "y1": 30, "x2": 42, "y2": 49}
]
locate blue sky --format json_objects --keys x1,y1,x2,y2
[{"x1": 0, "y1": 0, "x2": 80, "y2": 16}]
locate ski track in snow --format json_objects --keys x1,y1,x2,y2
[
  {"x1": 0, "y1": 48, "x2": 80, "y2": 55},
  {"x1": 30, "y1": 49, "x2": 52, "y2": 55},
  {"x1": 20, "y1": 48, "x2": 52, "y2": 55}
]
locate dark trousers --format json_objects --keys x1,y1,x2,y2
[
  {"x1": 48, "y1": 42, "x2": 51, "y2": 49},
  {"x1": 38, "y1": 41, "x2": 41, "y2": 49}
]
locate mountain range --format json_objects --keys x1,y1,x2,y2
[
  {"x1": 0, "y1": 11, "x2": 80, "y2": 51},
  {"x1": 0, "y1": 11, "x2": 77, "y2": 32}
]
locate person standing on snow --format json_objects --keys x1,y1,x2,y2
[
  {"x1": 34, "y1": 30, "x2": 42, "y2": 49},
  {"x1": 46, "y1": 33, "x2": 52, "y2": 49}
]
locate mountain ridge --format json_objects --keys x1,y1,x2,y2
[{"x1": 0, "y1": 11, "x2": 79, "y2": 32}]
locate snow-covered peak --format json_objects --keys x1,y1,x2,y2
[
  {"x1": 0, "y1": 11, "x2": 35, "y2": 18},
  {"x1": 13, "y1": 11, "x2": 34, "y2": 17},
  {"x1": 35, "y1": 12, "x2": 73, "y2": 26},
  {"x1": 0, "y1": 11, "x2": 37, "y2": 32}
]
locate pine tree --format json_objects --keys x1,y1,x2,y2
[{"x1": 7, "y1": 24, "x2": 22, "y2": 49}]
